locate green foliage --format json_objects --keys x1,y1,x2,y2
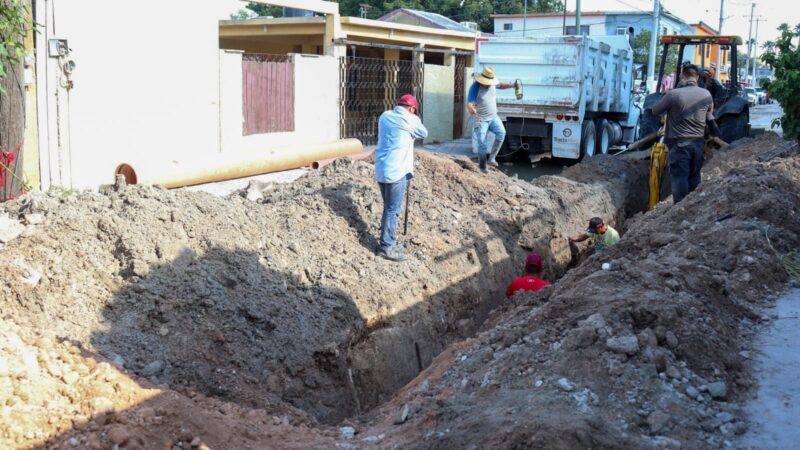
[
  {"x1": 760, "y1": 23, "x2": 800, "y2": 140},
  {"x1": 632, "y1": 30, "x2": 678, "y2": 75},
  {"x1": 242, "y1": 0, "x2": 563, "y2": 32},
  {"x1": 0, "y1": 0, "x2": 28, "y2": 95}
]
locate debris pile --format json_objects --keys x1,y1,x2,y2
[
  {"x1": 2, "y1": 134, "x2": 797, "y2": 449},
  {"x1": 0, "y1": 151, "x2": 647, "y2": 429}
]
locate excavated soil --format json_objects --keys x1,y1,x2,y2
[
  {"x1": 2, "y1": 134, "x2": 797, "y2": 449},
  {"x1": 1, "y1": 150, "x2": 646, "y2": 446}
]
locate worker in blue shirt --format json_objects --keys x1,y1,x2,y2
[
  {"x1": 467, "y1": 66, "x2": 515, "y2": 172},
  {"x1": 374, "y1": 94, "x2": 428, "y2": 262}
]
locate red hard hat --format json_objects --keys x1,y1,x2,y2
[
  {"x1": 525, "y1": 253, "x2": 543, "y2": 272},
  {"x1": 397, "y1": 94, "x2": 419, "y2": 109}
]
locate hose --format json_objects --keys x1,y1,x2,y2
[{"x1": 764, "y1": 225, "x2": 800, "y2": 278}]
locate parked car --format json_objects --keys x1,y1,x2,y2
[{"x1": 744, "y1": 88, "x2": 757, "y2": 106}]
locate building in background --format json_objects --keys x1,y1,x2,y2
[
  {"x1": 689, "y1": 21, "x2": 730, "y2": 82},
  {"x1": 492, "y1": 10, "x2": 689, "y2": 38}
]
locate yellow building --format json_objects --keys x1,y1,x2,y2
[{"x1": 690, "y1": 21, "x2": 730, "y2": 82}]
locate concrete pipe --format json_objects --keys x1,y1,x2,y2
[{"x1": 115, "y1": 139, "x2": 364, "y2": 189}]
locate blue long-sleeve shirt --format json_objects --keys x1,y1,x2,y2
[{"x1": 374, "y1": 106, "x2": 428, "y2": 184}]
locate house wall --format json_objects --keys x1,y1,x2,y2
[
  {"x1": 422, "y1": 63, "x2": 455, "y2": 143},
  {"x1": 604, "y1": 14, "x2": 688, "y2": 38},
  {"x1": 219, "y1": 52, "x2": 339, "y2": 153},
  {"x1": 493, "y1": 16, "x2": 607, "y2": 37},
  {"x1": 34, "y1": 0, "x2": 232, "y2": 190}
]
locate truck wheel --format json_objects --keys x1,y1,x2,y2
[
  {"x1": 595, "y1": 119, "x2": 611, "y2": 155},
  {"x1": 581, "y1": 121, "x2": 597, "y2": 158}
]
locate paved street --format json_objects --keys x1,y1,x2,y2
[{"x1": 751, "y1": 102, "x2": 784, "y2": 136}]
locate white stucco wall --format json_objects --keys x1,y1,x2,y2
[
  {"x1": 219, "y1": 52, "x2": 339, "y2": 154},
  {"x1": 422, "y1": 64, "x2": 455, "y2": 143},
  {"x1": 35, "y1": 0, "x2": 233, "y2": 189},
  {"x1": 493, "y1": 16, "x2": 608, "y2": 37}
]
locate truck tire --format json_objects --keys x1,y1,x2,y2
[
  {"x1": 581, "y1": 121, "x2": 597, "y2": 158},
  {"x1": 595, "y1": 119, "x2": 611, "y2": 155},
  {"x1": 718, "y1": 110, "x2": 750, "y2": 144}
]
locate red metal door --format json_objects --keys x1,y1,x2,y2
[{"x1": 242, "y1": 55, "x2": 295, "y2": 135}]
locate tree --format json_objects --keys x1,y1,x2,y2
[
  {"x1": 632, "y1": 30, "x2": 678, "y2": 77},
  {"x1": 0, "y1": 0, "x2": 28, "y2": 95},
  {"x1": 760, "y1": 23, "x2": 800, "y2": 140}
]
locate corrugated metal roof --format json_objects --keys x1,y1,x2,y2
[{"x1": 379, "y1": 8, "x2": 474, "y2": 33}]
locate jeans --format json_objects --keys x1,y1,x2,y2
[
  {"x1": 378, "y1": 178, "x2": 408, "y2": 252},
  {"x1": 472, "y1": 115, "x2": 506, "y2": 157},
  {"x1": 668, "y1": 139, "x2": 705, "y2": 204}
]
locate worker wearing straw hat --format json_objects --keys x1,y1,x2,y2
[{"x1": 467, "y1": 66, "x2": 515, "y2": 173}]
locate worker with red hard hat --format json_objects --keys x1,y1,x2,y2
[
  {"x1": 373, "y1": 94, "x2": 428, "y2": 262},
  {"x1": 506, "y1": 252, "x2": 550, "y2": 297}
]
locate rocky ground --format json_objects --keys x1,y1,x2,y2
[{"x1": 1, "y1": 133, "x2": 797, "y2": 449}]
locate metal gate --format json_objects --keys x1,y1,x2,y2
[
  {"x1": 452, "y1": 55, "x2": 467, "y2": 139},
  {"x1": 339, "y1": 57, "x2": 424, "y2": 145}
]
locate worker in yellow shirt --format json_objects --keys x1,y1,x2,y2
[{"x1": 569, "y1": 217, "x2": 620, "y2": 252}]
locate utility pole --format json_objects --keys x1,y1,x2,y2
[
  {"x1": 576, "y1": 0, "x2": 581, "y2": 34},
  {"x1": 752, "y1": 18, "x2": 761, "y2": 84},
  {"x1": 647, "y1": 0, "x2": 660, "y2": 91},
  {"x1": 715, "y1": 0, "x2": 724, "y2": 81},
  {"x1": 563, "y1": 0, "x2": 568, "y2": 35},
  {"x1": 523, "y1": 0, "x2": 528, "y2": 37},
  {"x1": 744, "y1": 2, "x2": 755, "y2": 85}
]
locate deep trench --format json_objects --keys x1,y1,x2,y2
[{"x1": 124, "y1": 157, "x2": 649, "y2": 426}]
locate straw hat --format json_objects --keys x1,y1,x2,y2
[{"x1": 474, "y1": 66, "x2": 500, "y2": 86}]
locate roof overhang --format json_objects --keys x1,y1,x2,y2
[{"x1": 220, "y1": 16, "x2": 477, "y2": 51}]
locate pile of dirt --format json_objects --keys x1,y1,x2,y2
[
  {"x1": 350, "y1": 134, "x2": 800, "y2": 449},
  {"x1": 0, "y1": 148, "x2": 647, "y2": 440},
  {"x1": 0, "y1": 319, "x2": 337, "y2": 450}
]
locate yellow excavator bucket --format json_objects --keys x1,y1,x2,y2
[{"x1": 648, "y1": 141, "x2": 669, "y2": 209}]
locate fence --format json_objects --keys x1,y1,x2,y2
[
  {"x1": 339, "y1": 57, "x2": 424, "y2": 146},
  {"x1": 242, "y1": 54, "x2": 294, "y2": 135}
]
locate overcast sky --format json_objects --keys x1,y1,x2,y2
[{"x1": 222, "y1": 0, "x2": 796, "y2": 50}]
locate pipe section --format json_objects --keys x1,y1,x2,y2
[
  {"x1": 311, "y1": 150, "x2": 373, "y2": 170},
  {"x1": 115, "y1": 139, "x2": 364, "y2": 189}
]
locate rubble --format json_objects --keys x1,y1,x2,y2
[{"x1": 0, "y1": 133, "x2": 797, "y2": 449}]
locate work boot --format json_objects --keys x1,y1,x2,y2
[
  {"x1": 479, "y1": 155, "x2": 488, "y2": 173},
  {"x1": 378, "y1": 248, "x2": 407, "y2": 262},
  {"x1": 488, "y1": 140, "x2": 503, "y2": 166}
]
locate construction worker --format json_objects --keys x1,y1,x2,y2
[
  {"x1": 506, "y1": 253, "x2": 550, "y2": 297},
  {"x1": 374, "y1": 94, "x2": 428, "y2": 262},
  {"x1": 467, "y1": 66, "x2": 514, "y2": 173},
  {"x1": 569, "y1": 217, "x2": 620, "y2": 252},
  {"x1": 702, "y1": 64, "x2": 724, "y2": 106},
  {"x1": 651, "y1": 64, "x2": 718, "y2": 203}
]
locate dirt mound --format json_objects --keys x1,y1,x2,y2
[
  {"x1": 354, "y1": 135, "x2": 800, "y2": 449},
  {"x1": 0, "y1": 319, "x2": 337, "y2": 450},
  {"x1": 0, "y1": 150, "x2": 647, "y2": 435}
]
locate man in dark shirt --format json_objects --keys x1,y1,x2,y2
[
  {"x1": 702, "y1": 65, "x2": 725, "y2": 107},
  {"x1": 506, "y1": 253, "x2": 550, "y2": 298},
  {"x1": 651, "y1": 64, "x2": 718, "y2": 203}
]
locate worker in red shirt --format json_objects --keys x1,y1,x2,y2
[{"x1": 506, "y1": 253, "x2": 550, "y2": 298}]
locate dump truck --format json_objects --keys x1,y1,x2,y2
[{"x1": 476, "y1": 34, "x2": 640, "y2": 160}]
